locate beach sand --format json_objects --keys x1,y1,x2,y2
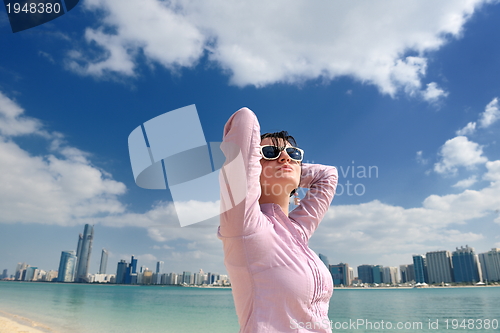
[{"x1": 0, "y1": 311, "x2": 54, "y2": 333}]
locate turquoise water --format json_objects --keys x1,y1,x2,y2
[
  {"x1": 329, "y1": 287, "x2": 500, "y2": 332},
  {"x1": 1, "y1": 282, "x2": 499, "y2": 332},
  {"x1": 0, "y1": 282, "x2": 239, "y2": 332}
]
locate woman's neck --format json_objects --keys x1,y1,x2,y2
[{"x1": 259, "y1": 194, "x2": 290, "y2": 216}]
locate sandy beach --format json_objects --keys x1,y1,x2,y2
[{"x1": 0, "y1": 311, "x2": 54, "y2": 333}]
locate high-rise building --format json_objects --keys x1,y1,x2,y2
[
  {"x1": 372, "y1": 265, "x2": 383, "y2": 284},
  {"x1": 382, "y1": 267, "x2": 390, "y2": 284},
  {"x1": 357, "y1": 265, "x2": 374, "y2": 284},
  {"x1": 329, "y1": 263, "x2": 351, "y2": 286},
  {"x1": 142, "y1": 270, "x2": 153, "y2": 285},
  {"x1": 44, "y1": 270, "x2": 58, "y2": 282},
  {"x1": 329, "y1": 265, "x2": 343, "y2": 286},
  {"x1": 99, "y1": 249, "x2": 108, "y2": 274},
  {"x1": 116, "y1": 260, "x2": 128, "y2": 284},
  {"x1": 166, "y1": 272, "x2": 178, "y2": 285},
  {"x1": 130, "y1": 255, "x2": 138, "y2": 274},
  {"x1": 57, "y1": 251, "x2": 77, "y2": 282},
  {"x1": 75, "y1": 224, "x2": 94, "y2": 283},
  {"x1": 452, "y1": 245, "x2": 481, "y2": 283},
  {"x1": 478, "y1": 248, "x2": 500, "y2": 282},
  {"x1": 407, "y1": 264, "x2": 415, "y2": 282},
  {"x1": 15, "y1": 262, "x2": 28, "y2": 281},
  {"x1": 426, "y1": 250, "x2": 454, "y2": 284},
  {"x1": 192, "y1": 272, "x2": 201, "y2": 285},
  {"x1": 400, "y1": 264, "x2": 415, "y2": 283},
  {"x1": 24, "y1": 267, "x2": 38, "y2": 281},
  {"x1": 1, "y1": 269, "x2": 7, "y2": 279},
  {"x1": 124, "y1": 255, "x2": 138, "y2": 284},
  {"x1": 413, "y1": 255, "x2": 428, "y2": 283},
  {"x1": 382, "y1": 267, "x2": 399, "y2": 284},
  {"x1": 156, "y1": 261, "x2": 164, "y2": 274},
  {"x1": 318, "y1": 253, "x2": 329, "y2": 268},
  {"x1": 182, "y1": 271, "x2": 193, "y2": 285},
  {"x1": 153, "y1": 261, "x2": 164, "y2": 284},
  {"x1": 76, "y1": 234, "x2": 83, "y2": 266}
]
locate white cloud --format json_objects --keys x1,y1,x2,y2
[
  {"x1": 311, "y1": 200, "x2": 485, "y2": 264},
  {"x1": 479, "y1": 97, "x2": 500, "y2": 128},
  {"x1": 152, "y1": 244, "x2": 174, "y2": 250},
  {"x1": 0, "y1": 92, "x2": 223, "y2": 271},
  {"x1": 434, "y1": 136, "x2": 488, "y2": 175},
  {"x1": 0, "y1": 92, "x2": 127, "y2": 226},
  {"x1": 136, "y1": 253, "x2": 158, "y2": 263},
  {"x1": 452, "y1": 175, "x2": 478, "y2": 188},
  {"x1": 456, "y1": 121, "x2": 476, "y2": 136},
  {"x1": 422, "y1": 82, "x2": 448, "y2": 103},
  {"x1": 67, "y1": 0, "x2": 491, "y2": 98},
  {"x1": 484, "y1": 160, "x2": 500, "y2": 182},
  {"x1": 0, "y1": 92, "x2": 46, "y2": 137},
  {"x1": 416, "y1": 151, "x2": 428, "y2": 165},
  {"x1": 454, "y1": 98, "x2": 499, "y2": 137},
  {"x1": 67, "y1": 0, "x2": 204, "y2": 77}
]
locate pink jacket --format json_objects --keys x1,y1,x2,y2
[{"x1": 218, "y1": 108, "x2": 338, "y2": 332}]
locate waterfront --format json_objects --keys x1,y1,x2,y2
[{"x1": 0, "y1": 281, "x2": 499, "y2": 332}]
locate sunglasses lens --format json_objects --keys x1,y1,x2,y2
[
  {"x1": 261, "y1": 146, "x2": 280, "y2": 159},
  {"x1": 286, "y1": 148, "x2": 303, "y2": 161}
]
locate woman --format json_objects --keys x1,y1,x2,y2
[{"x1": 218, "y1": 107, "x2": 338, "y2": 332}]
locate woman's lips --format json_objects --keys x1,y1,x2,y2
[{"x1": 280, "y1": 165, "x2": 294, "y2": 171}]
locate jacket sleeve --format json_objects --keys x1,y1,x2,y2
[
  {"x1": 290, "y1": 163, "x2": 338, "y2": 241},
  {"x1": 218, "y1": 107, "x2": 266, "y2": 237}
]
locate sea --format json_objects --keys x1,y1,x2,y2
[{"x1": 0, "y1": 281, "x2": 499, "y2": 332}]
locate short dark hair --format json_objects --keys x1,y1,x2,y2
[
  {"x1": 260, "y1": 131, "x2": 297, "y2": 148},
  {"x1": 260, "y1": 131, "x2": 300, "y2": 197}
]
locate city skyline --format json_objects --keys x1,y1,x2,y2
[
  {"x1": 1, "y1": 1, "x2": 500, "y2": 276},
  {"x1": 4, "y1": 237, "x2": 499, "y2": 287}
]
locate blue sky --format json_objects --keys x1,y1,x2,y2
[{"x1": 1, "y1": 0, "x2": 500, "y2": 277}]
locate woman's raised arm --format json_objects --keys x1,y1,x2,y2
[{"x1": 218, "y1": 107, "x2": 266, "y2": 237}]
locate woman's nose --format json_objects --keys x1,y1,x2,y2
[{"x1": 278, "y1": 150, "x2": 291, "y2": 162}]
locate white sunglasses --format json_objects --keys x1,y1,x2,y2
[{"x1": 260, "y1": 145, "x2": 304, "y2": 162}]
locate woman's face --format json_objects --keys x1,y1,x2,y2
[{"x1": 259, "y1": 137, "x2": 301, "y2": 197}]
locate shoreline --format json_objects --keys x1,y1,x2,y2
[
  {"x1": 335, "y1": 284, "x2": 500, "y2": 290},
  {"x1": 0, "y1": 310, "x2": 55, "y2": 333}
]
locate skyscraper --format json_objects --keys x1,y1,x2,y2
[
  {"x1": 382, "y1": 267, "x2": 399, "y2": 284},
  {"x1": 478, "y1": 248, "x2": 500, "y2": 282},
  {"x1": 372, "y1": 265, "x2": 383, "y2": 284},
  {"x1": 99, "y1": 248, "x2": 108, "y2": 274},
  {"x1": 329, "y1": 263, "x2": 351, "y2": 286},
  {"x1": 182, "y1": 271, "x2": 193, "y2": 285},
  {"x1": 357, "y1": 265, "x2": 374, "y2": 284},
  {"x1": 124, "y1": 255, "x2": 138, "y2": 284},
  {"x1": 426, "y1": 250, "x2": 454, "y2": 284},
  {"x1": 76, "y1": 234, "x2": 83, "y2": 267},
  {"x1": 318, "y1": 253, "x2": 329, "y2": 268},
  {"x1": 413, "y1": 254, "x2": 428, "y2": 283},
  {"x1": 116, "y1": 260, "x2": 128, "y2": 284},
  {"x1": 400, "y1": 264, "x2": 415, "y2": 283},
  {"x1": 156, "y1": 261, "x2": 164, "y2": 274},
  {"x1": 75, "y1": 224, "x2": 94, "y2": 283},
  {"x1": 452, "y1": 245, "x2": 481, "y2": 283},
  {"x1": 57, "y1": 251, "x2": 77, "y2": 282},
  {"x1": 15, "y1": 262, "x2": 28, "y2": 281},
  {"x1": 130, "y1": 255, "x2": 138, "y2": 274}
]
